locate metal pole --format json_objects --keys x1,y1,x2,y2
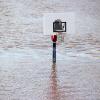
[{"x1": 53, "y1": 42, "x2": 56, "y2": 63}]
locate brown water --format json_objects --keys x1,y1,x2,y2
[
  {"x1": 0, "y1": 0, "x2": 100, "y2": 99},
  {"x1": 0, "y1": 34, "x2": 100, "y2": 100}
]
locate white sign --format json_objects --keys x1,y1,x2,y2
[{"x1": 43, "y1": 12, "x2": 75, "y2": 35}]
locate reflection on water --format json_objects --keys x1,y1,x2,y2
[
  {"x1": 49, "y1": 63, "x2": 60, "y2": 100},
  {"x1": 0, "y1": 34, "x2": 100, "y2": 100}
]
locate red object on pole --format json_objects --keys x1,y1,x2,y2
[{"x1": 51, "y1": 35, "x2": 57, "y2": 42}]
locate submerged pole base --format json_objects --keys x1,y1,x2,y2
[{"x1": 53, "y1": 42, "x2": 56, "y2": 63}]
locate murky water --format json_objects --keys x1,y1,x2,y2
[
  {"x1": 0, "y1": 34, "x2": 100, "y2": 100},
  {"x1": 0, "y1": 0, "x2": 100, "y2": 99}
]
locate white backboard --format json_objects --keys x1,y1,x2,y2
[{"x1": 43, "y1": 12, "x2": 75, "y2": 35}]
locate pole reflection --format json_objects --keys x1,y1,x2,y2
[{"x1": 49, "y1": 63, "x2": 60, "y2": 100}]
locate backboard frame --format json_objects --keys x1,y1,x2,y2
[
  {"x1": 43, "y1": 12, "x2": 75, "y2": 35},
  {"x1": 53, "y1": 22, "x2": 66, "y2": 32}
]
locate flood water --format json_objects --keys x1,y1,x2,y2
[{"x1": 0, "y1": 34, "x2": 100, "y2": 100}]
